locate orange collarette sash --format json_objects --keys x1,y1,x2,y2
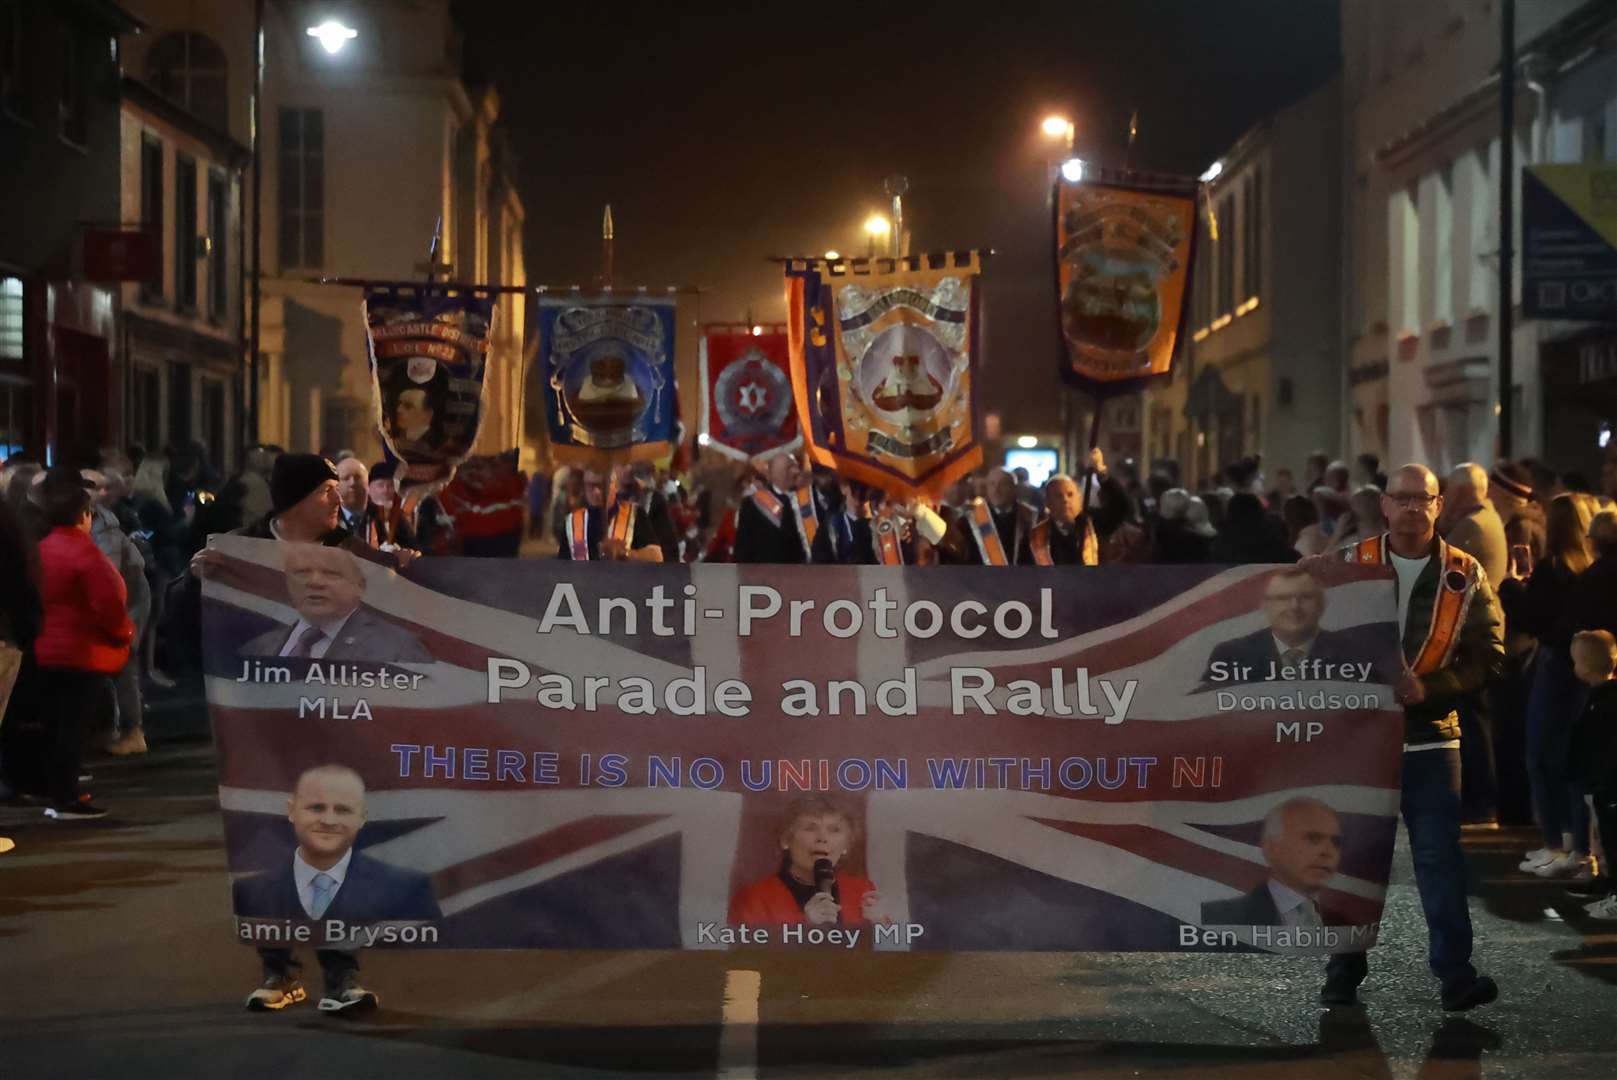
[
  {"x1": 1029, "y1": 517, "x2": 1099, "y2": 566},
  {"x1": 566, "y1": 507, "x2": 591, "y2": 561},
  {"x1": 968, "y1": 500, "x2": 1010, "y2": 566},
  {"x1": 751, "y1": 487, "x2": 785, "y2": 526},
  {"x1": 793, "y1": 484, "x2": 819, "y2": 554},
  {"x1": 873, "y1": 512, "x2": 905, "y2": 565},
  {"x1": 1351, "y1": 534, "x2": 1476, "y2": 676},
  {"x1": 608, "y1": 501, "x2": 637, "y2": 551}
]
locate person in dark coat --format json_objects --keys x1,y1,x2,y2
[
  {"x1": 1211, "y1": 492, "x2": 1297, "y2": 564},
  {"x1": 734, "y1": 454, "x2": 812, "y2": 564},
  {"x1": 0, "y1": 495, "x2": 44, "y2": 810}
]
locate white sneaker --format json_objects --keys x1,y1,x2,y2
[
  {"x1": 1533, "y1": 853, "x2": 1593, "y2": 880},
  {"x1": 1586, "y1": 895, "x2": 1617, "y2": 920},
  {"x1": 1520, "y1": 848, "x2": 1563, "y2": 871}
]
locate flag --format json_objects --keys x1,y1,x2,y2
[
  {"x1": 364, "y1": 284, "x2": 497, "y2": 493},
  {"x1": 204, "y1": 541, "x2": 1403, "y2": 953},
  {"x1": 540, "y1": 297, "x2": 678, "y2": 466},
  {"x1": 698, "y1": 324, "x2": 800, "y2": 464},
  {"x1": 786, "y1": 256, "x2": 984, "y2": 499},
  {"x1": 1056, "y1": 177, "x2": 1197, "y2": 395}
]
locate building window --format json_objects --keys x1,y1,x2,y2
[
  {"x1": 207, "y1": 169, "x2": 228, "y2": 322},
  {"x1": 59, "y1": 23, "x2": 85, "y2": 145},
  {"x1": 278, "y1": 107, "x2": 324, "y2": 269},
  {"x1": 1433, "y1": 163, "x2": 1454, "y2": 325},
  {"x1": 1243, "y1": 166, "x2": 1262, "y2": 301},
  {"x1": 0, "y1": 275, "x2": 22, "y2": 363},
  {"x1": 1586, "y1": 106, "x2": 1612, "y2": 164},
  {"x1": 130, "y1": 364, "x2": 162, "y2": 453},
  {"x1": 1393, "y1": 183, "x2": 1419, "y2": 332},
  {"x1": 1467, "y1": 149, "x2": 1492, "y2": 314},
  {"x1": 175, "y1": 152, "x2": 198, "y2": 311},
  {"x1": 140, "y1": 134, "x2": 164, "y2": 299},
  {"x1": 200, "y1": 376, "x2": 227, "y2": 469},
  {"x1": 1216, "y1": 193, "x2": 1235, "y2": 317},
  {"x1": 143, "y1": 32, "x2": 228, "y2": 131},
  {"x1": 1, "y1": 1, "x2": 30, "y2": 120}
]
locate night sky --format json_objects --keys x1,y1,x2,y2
[{"x1": 456, "y1": 0, "x2": 1340, "y2": 427}]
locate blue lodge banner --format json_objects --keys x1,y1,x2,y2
[
  {"x1": 540, "y1": 297, "x2": 678, "y2": 466},
  {"x1": 204, "y1": 539, "x2": 1405, "y2": 954},
  {"x1": 786, "y1": 257, "x2": 983, "y2": 500},
  {"x1": 364, "y1": 285, "x2": 498, "y2": 493}
]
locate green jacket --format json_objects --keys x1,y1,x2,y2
[{"x1": 1343, "y1": 535, "x2": 1505, "y2": 746}]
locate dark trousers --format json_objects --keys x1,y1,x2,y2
[
  {"x1": 258, "y1": 946, "x2": 358, "y2": 992},
  {"x1": 1327, "y1": 749, "x2": 1476, "y2": 991},
  {"x1": 0, "y1": 651, "x2": 41, "y2": 795},
  {"x1": 1594, "y1": 790, "x2": 1617, "y2": 886},
  {"x1": 1491, "y1": 664, "x2": 1535, "y2": 826},
  {"x1": 1525, "y1": 650, "x2": 1591, "y2": 852},
  {"x1": 1457, "y1": 693, "x2": 1498, "y2": 823},
  {"x1": 36, "y1": 667, "x2": 111, "y2": 808}
]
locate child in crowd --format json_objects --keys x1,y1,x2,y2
[{"x1": 1569, "y1": 630, "x2": 1617, "y2": 918}]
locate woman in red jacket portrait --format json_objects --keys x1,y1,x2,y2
[{"x1": 727, "y1": 795, "x2": 888, "y2": 930}]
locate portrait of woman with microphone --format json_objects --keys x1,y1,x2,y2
[{"x1": 727, "y1": 795, "x2": 888, "y2": 929}]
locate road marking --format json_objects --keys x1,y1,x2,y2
[{"x1": 718, "y1": 968, "x2": 761, "y2": 1079}]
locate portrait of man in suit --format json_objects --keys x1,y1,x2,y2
[
  {"x1": 1201, "y1": 797, "x2": 1349, "y2": 927},
  {"x1": 232, "y1": 764, "x2": 441, "y2": 923},
  {"x1": 240, "y1": 544, "x2": 433, "y2": 663},
  {"x1": 1202, "y1": 567, "x2": 1385, "y2": 686}
]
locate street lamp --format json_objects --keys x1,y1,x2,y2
[
  {"x1": 864, "y1": 213, "x2": 890, "y2": 258},
  {"x1": 249, "y1": 5, "x2": 357, "y2": 447},
  {"x1": 1041, "y1": 114, "x2": 1075, "y2": 155},
  {"x1": 824, "y1": 250, "x2": 840, "y2": 260},
  {"x1": 1060, "y1": 158, "x2": 1086, "y2": 183},
  {"x1": 305, "y1": 19, "x2": 358, "y2": 55}
]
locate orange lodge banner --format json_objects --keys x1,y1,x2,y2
[
  {"x1": 785, "y1": 255, "x2": 983, "y2": 500},
  {"x1": 1056, "y1": 176, "x2": 1198, "y2": 395}
]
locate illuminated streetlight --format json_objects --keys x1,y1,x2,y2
[
  {"x1": 864, "y1": 214, "x2": 891, "y2": 258},
  {"x1": 1199, "y1": 159, "x2": 1223, "y2": 183},
  {"x1": 824, "y1": 250, "x2": 840, "y2": 260},
  {"x1": 1016, "y1": 435, "x2": 1039, "y2": 449},
  {"x1": 306, "y1": 19, "x2": 358, "y2": 55},
  {"x1": 750, "y1": 325, "x2": 763, "y2": 336},
  {"x1": 1060, "y1": 158, "x2": 1085, "y2": 183},
  {"x1": 1041, "y1": 115, "x2": 1072, "y2": 139}
]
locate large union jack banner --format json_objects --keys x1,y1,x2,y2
[{"x1": 204, "y1": 537, "x2": 1404, "y2": 954}]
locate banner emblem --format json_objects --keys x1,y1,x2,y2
[
  {"x1": 787, "y1": 256, "x2": 983, "y2": 499},
  {"x1": 363, "y1": 285, "x2": 496, "y2": 491},
  {"x1": 541, "y1": 299, "x2": 678, "y2": 464},
  {"x1": 1057, "y1": 179, "x2": 1197, "y2": 394},
  {"x1": 699, "y1": 325, "x2": 800, "y2": 463}
]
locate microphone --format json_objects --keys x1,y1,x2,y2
[{"x1": 813, "y1": 858, "x2": 835, "y2": 894}]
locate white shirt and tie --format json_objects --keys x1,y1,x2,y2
[
  {"x1": 1268, "y1": 879, "x2": 1325, "y2": 927},
  {"x1": 1272, "y1": 635, "x2": 1318, "y2": 669},
  {"x1": 277, "y1": 610, "x2": 357, "y2": 660},
  {"x1": 293, "y1": 847, "x2": 352, "y2": 918}
]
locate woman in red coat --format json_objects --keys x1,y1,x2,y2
[
  {"x1": 727, "y1": 795, "x2": 886, "y2": 930},
  {"x1": 34, "y1": 474, "x2": 134, "y2": 819}
]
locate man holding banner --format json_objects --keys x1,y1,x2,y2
[{"x1": 1313, "y1": 464, "x2": 1504, "y2": 1012}]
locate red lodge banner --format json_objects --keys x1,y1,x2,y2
[{"x1": 699, "y1": 324, "x2": 800, "y2": 464}]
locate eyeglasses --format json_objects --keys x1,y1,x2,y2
[{"x1": 1386, "y1": 493, "x2": 1439, "y2": 509}]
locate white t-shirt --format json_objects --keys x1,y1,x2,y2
[{"x1": 1389, "y1": 552, "x2": 1430, "y2": 635}]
